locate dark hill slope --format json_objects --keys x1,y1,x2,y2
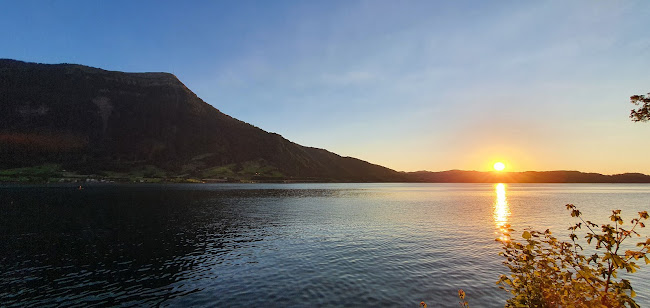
[{"x1": 0, "y1": 59, "x2": 404, "y2": 181}]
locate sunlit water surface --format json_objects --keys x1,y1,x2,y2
[{"x1": 1, "y1": 183, "x2": 649, "y2": 307}]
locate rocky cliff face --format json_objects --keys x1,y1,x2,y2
[{"x1": 0, "y1": 59, "x2": 404, "y2": 181}]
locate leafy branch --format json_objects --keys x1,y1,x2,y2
[
  {"x1": 497, "y1": 205, "x2": 650, "y2": 307},
  {"x1": 630, "y1": 93, "x2": 650, "y2": 122}
]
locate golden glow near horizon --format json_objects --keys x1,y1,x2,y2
[
  {"x1": 494, "y1": 183, "x2": 510, "y2": 241},
  {"x1": 493, "y1": 162, "x2": 505, "y2": 171}
]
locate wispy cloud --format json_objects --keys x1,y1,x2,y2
[
  {"x1": 321, "y1": 71, "x2": 379, "y2": 86},
  {"x1": 17, "y1": 0, "x2": 641, "y2": 173}
]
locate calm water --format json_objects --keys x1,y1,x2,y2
[{"x1": 1, "y1": 183, "x2": 649, "y2": 307}]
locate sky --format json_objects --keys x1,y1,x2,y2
[{"x1": 1, "y1": 1, "x2": 649, "y2": 174}]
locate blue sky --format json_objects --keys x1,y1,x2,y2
[{"x1": 2, "y1": 1, "x2": 649, "y2": 173}]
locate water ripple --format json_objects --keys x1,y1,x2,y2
[{"x1": 1, "y1": 183, "x2": 649, "y2": 307}]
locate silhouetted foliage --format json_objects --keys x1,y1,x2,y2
[{"x1": 630, "y1": 92, "x2": 650, "y2": 122}]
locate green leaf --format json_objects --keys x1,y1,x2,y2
[{"x1": 522, "y1": 231, "x2": 531, "y2": 240}]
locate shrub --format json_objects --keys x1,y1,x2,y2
[{"x1": 497, "y1": 205, "x2": 650, "y2": 307}]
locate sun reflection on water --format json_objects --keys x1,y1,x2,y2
[{"x1": 494, "y1": 183, "x2": 510, "y2": 241}]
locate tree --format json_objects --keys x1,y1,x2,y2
[
  {"x1": 630, "y1": 93, "x2": 650, "y2": 122},
  {"x1": 497, "y1": 205, "x2": 650, "y2": 307}
]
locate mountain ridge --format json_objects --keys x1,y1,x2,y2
[
  {"x1": 0, "y1": 59, "x2": 405, "y2": 182},
  {"x1": 1, "y1": 59, "x2": 649, "y2": 183},
  {"x1": 405, "y1": 170, "x2": 650, "y2": 183}
]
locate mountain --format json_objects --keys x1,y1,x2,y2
[
  {"x1": 2, "y1": 59, "x2": 648, "y2": 184},
  {"x1": 407, "y1": 170, "x2": 650, "y2": 183},
  {"x1": 0, "y1": 59, "x2": 405, "y2": 182}
]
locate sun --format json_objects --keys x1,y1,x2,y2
[{"x1": 494, "y1": 162, "x2": 506, "y2": 171}]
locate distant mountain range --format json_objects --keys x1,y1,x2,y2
[
  {"x1": 1, "y1": 59, "x2": 648, "y2": 183},
  {"x1": 406, "y1": 170, "x2": 650, "y2": 183}
]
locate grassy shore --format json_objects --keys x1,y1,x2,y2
[{"x1": 0, "y1": 164, "x2": 318, "y2": 184}]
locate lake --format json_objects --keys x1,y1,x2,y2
[{"x1": 1, "y1": 183, "x2": 649, "y2": 307}]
